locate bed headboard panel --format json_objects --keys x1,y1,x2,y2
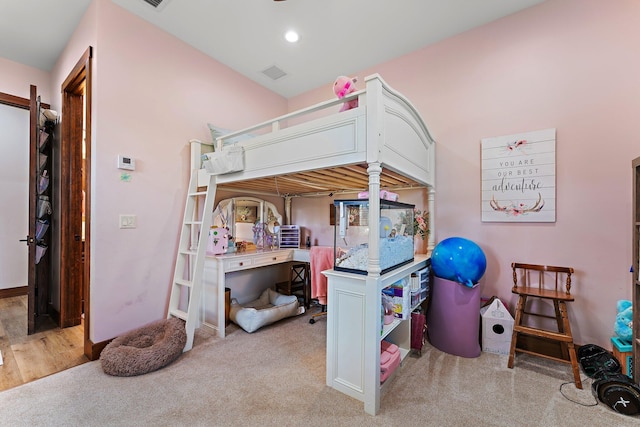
[{"x1": 364, "y1": 74, "x2": 435, "y2": 188}]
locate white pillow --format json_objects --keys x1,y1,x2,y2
[{"x1": 208, "y1": 124, "x2": 256, "y2": 146}]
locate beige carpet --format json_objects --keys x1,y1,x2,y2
[{"x1": 0, "y1": 310, "x2": 635, "y2": 426}]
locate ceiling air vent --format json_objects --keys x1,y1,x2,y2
[
  {"x1": 141, "y1": 0, "x2": 171, "y2": 10},
  {"x1": 261, "y1": 65, "x2": 287, "y2": 81}
]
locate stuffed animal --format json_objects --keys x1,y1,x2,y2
[
  {"x1": 333, "y1": 75, "x2": 359, "y2": 112},
  {"x1": 614, "y1": 299, "x2": 633, "y2": 344}
]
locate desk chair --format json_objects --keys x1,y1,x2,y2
[
  {"x1": 507, "y1": 262, "x2": 582, "y2": 389},
  {"x1": 308, "y1": 304, "x2": 327, "y2": 324},
  {"x1": 275, "y1": 262, "x2": 310, "y2": 308}
]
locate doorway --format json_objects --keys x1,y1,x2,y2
[
  {"x1": 60, "y1": 47, "x2": 93, "y2": 358},
  {"x1": 0, "y1": 102, "x2": 29, "y2": 294},
  {"x1": 0, "y1": 81, "x2": 89, "y2": 389}
]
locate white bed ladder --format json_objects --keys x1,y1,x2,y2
[{"x1": 168, "y1": 171, "x2": 216, "y2": 351}]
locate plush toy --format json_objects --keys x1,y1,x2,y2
[
  {"x1": 333, "y1": 75, "x2": 359, "y2": 112},
  {"x1": 614, "y1": 299, "x2": 633, "y2": 344}
]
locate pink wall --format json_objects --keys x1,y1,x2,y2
[
  {"x1": 291, "y1": 0, "x2": 640, "y2": 348},
  {"x1": 0, "y1": 58, "x2": 51, "y2": 102},
  {"x1": 50, "y1": 0, "x2": 287, "y2": 343}
]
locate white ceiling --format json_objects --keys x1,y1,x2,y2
[{"x1": 0, "y1": 0, "x2": 545, "y2": 98}]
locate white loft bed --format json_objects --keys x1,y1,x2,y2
[
  {"x1": 185, "y1": 74, "x2": 436, "y2": 415},
  {"x1": 190, "y1": 73, "x2": 436, "y2": 249}
]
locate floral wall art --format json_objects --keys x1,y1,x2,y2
[
  {"x1": 481, "y1": 128, "x2": 556, "y2": 222},
  {"x1": 235, "y1": 206, "x2": 257, "y2": 223}
]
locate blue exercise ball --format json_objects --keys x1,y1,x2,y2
[{"x1": 431, "y1": 237, "x2": 487, "y2": 287}]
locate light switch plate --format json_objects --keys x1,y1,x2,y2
[{"x1": 119, "y1": 214, "x2": 137, "y2": 229}]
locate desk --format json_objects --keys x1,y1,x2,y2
[{"x1": 202, "y1": 248, "x2": 311, "y2": 337}]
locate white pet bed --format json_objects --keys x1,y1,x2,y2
[{"x1": 230, "y1": 288, "x2": 301, "y2": 333}]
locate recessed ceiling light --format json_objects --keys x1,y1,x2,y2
[{"x1": 284, "y1": 30, "x2": 299, "y2": 43}]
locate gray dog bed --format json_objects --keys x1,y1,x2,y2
[{"x1": 100, "y1": 317, "x2": 187, "y2": 377}]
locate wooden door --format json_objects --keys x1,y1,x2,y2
[
  {"x1": 60, "y1": 47, "x2": 92, "y2": 336},
  {"x1": 27, "y1": 86, "x2": 37, "y2": 333},
  {"x1": 0, "y1": 87, "x2": 48, "y2": 333},
  {"x1": 59, "y1": 87, "x2": 84, "y2": 327}
]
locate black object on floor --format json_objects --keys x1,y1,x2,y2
[{"x1": 578, "y1": 343, "x2": 640, "y2": 416}]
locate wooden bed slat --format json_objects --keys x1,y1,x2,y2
[{"x1": 215, "y1": 165, "x2": 424, "y2": 197}]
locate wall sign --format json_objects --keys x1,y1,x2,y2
[{"x1": 481, "y1": 128, "x2": 556, "y2": 222}]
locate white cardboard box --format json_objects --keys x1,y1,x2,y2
[{"x1": 481, "y1": 298, "x2": 514, "y2": 355}]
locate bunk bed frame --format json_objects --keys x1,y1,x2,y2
[
  {"x1": 175, "y1": 74, "x2": 436, "y2": 415},
  {"x1": 190, "y1": 73, "x2": 435, "y2": 230}
]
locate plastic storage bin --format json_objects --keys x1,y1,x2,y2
[
  {"x1": 382, "y1": 277, "x2": 411, "y2": 320},
  {"x1": 278, "y1": 225, "x2": 300, "y2": 248}
]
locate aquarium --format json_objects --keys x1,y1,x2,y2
[{"x1": 333, "y1": 199, "x2": 415, "y2": 275}]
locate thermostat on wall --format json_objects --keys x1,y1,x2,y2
[{"x1": 117, "y1": 155, "x2": 136, "y2": 171}]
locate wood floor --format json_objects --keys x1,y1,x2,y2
[{"x1": 0, "y1": 295, "x2": 87, "y2": 392}]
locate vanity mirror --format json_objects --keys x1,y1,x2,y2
[{"x1": 212, "y1": 197, "x2": 283, "y2": 250}]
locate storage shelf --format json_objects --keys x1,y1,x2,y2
[
  {"x1": 381, "y1": 318, "x2": 403, "y2": 340},
  {"x1": 632, "y1": 156, "x2": 640, "y2": 383},
  {"x1": 279, "y1": 225, "x2": 300, "y2": 249},
  {"x1": 325, "y1": 256, "x2": 430, "y2": 415},
  {"x1": 399, "y1": 347, "x2": 410, "y2": 360},
  {"x1": 411, "y1": 299, "x2": 425, "y2": 312}
]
